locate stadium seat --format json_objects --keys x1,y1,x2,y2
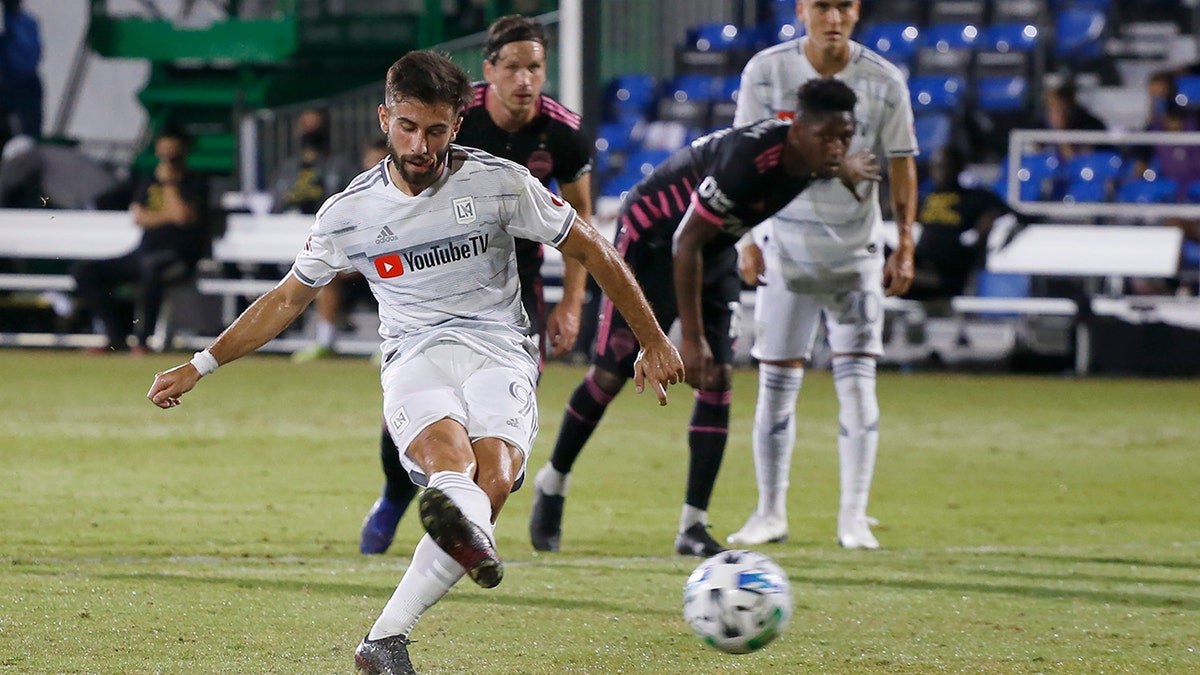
[
  {"x1": 993, "y1": 151, "x2": 1061, "y2": 202},
  {"x1": 913, "y1": 113, "x2": 952, "y2": 158},
  {"x1": 976, "y1": 270, "x2": 1032, "y2": 299},
  {"x1": 1062, "y1": 151, "x2": 1124, "y2": 203},
  {"x1": 1173, "y1": 75, "x2": 1200, "y2": 109},
  {"x1": 623, "y1": 148, "x2": 673, "y2": 179},
  {"x1": 657, "y1": 75, "x2": 720, "y2": 127},
  {"x1": 981, "y1": 23, "x2": 1040, "y2": 53},
  {"x1": 686, "y1": 22, "x2": 751, "y2": 52},
  {"x1": 909, "y1": 75, "x2": 965, "y2": 113},
  {"x1": 861, "y1": 0, "x2": 925, "y2": 25},
  {"x1": 860, "y1": 22, "x2": 921, "y2": 70},
  {"x1": 975, "y1": 76, "x2": 1029, "y2": 112},
  {"x1": 921, "y1": 22, "x2": 981, "y2": 52},
  {"x1": 600, "y1": 169, "x2": 643, "y2": 197},
  {"x1": 1117, "y1": 177, "x2": 1179, "y2": 203},
  {"x1": 605, "y1": 74, "x2": 657, "y2": 124},
  {"x1": 1055, "y1": 8, "x2": 1107, "y2": 61},
  {"x1": 709, "y1": 75, "x2": 741, "y2": 128}
]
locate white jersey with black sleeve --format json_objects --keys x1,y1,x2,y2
[
  {"x1": 290, "y1": 146, "x2": 576, "y2": 371},
  {"x1": 736, "y1": 37, "x2": 917, "y2": 278}
]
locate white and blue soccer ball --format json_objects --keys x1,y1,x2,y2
[{"x1": 682, "y1": 549, "x2": 793, "y2": 654}]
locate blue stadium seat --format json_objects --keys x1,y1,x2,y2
[
  {"x1": 976, "y1": 76, "x2": 1029, "y2": 112},
  {"x1": 913, "y1": 113, "x2": 951, "y2": 158},
  {"x1": 909, "y1": 75, "x2": 964, "y2": 113},
  {"x1": 1062, "y1": 151, "x2": 1124, "y2": 203},
  {"x1": 981, "y1": 22, "x2": 1040, "y2": 53},
  {"x1": 1174, "y1": 75, "x2": 1200, "y2": 109},
  {"x1": 623, "y1": 148, "x2": 673, "y2": 179},
  {"x1": 860, "y1": 22, "x2": 921, "y2": 69},
  {"x1": 686, "y1": 22, "x2": 752, "y2": 52},
  {"x1": 605, "y1": 74, "x2": 657, "y2": 124},
  {"x1": 601, "y1": 169, "x2": 643, "y2": 198},
  {"x1": 657, "y1": 75, "x2": 720, "y2": 127},
  {"x1": 993, "y1": 151, "x2": 1061, "y2": 202},
  {"x1": 1055, "y1": 8, "x2": 1107, "y2": 60},
  {"x1": 921, "y1": 22, "x2": 981, "y2": 51},
  {"x1": 1117, "y1": 177, "x2": 1179, "y2": 203}
]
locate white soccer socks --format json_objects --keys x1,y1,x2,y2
[
  {"x1": 534, "y1": 462, "x2": 570, "y2": 497},
  {"x1": 751, "y1": 363, "x2": 804, "y2": 520},
  {"x1": 832, "y1": 355, "x2": 880, "y2": 548},
  {"x1": 369, "y1": 533, "x2": 465, "y2": 640}
]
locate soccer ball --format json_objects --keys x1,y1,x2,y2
[{"x1": 682, "y1": 549, "x2": 793, "y2": 654}]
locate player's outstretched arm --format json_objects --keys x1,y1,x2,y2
[
  {"x1": 557, "y1": 219, "x2": 684, "y2": 405},
  {"x1": 147, "y1": 274, "x2": 321, "y2": 409}
]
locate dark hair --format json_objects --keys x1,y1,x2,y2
[
  {"x1": 385, "y1": 51, "x2": 474, "y2": 114},
  {"x1": 796, "y1": 78, "x2": 857, "y2": 119},
  {"x1": 484, "y1": 15, "x2": 547, "y2": 62},
  {"x1": 156, "y1": 125, "x2": 193, "y2": 149}
]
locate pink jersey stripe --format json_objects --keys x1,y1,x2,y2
[
  {"x1": 641, "y1": 194, "x2": 664, "y2": 220},
  {"x1": 539, "y1": 96, "x2": 583, "y2": 129},
  {"x1": 754, "y1": 145, "x2": 783, "y2": 173},
  {"x1": 630, "y1": 203, "x2": 654, "y2": 231},
  {"x1": 583, "y1": 373, "x2": 616, "y2": 405},
  {"x1": 668, "y1": 183, "x2": 687, "y2": 212},
  {"x1": 657, "y1": 190, "x2": 672, "y2": 219}
]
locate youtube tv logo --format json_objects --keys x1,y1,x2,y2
[{"x1": 374, "y1": 253, "x2": 404, "y2": 278}]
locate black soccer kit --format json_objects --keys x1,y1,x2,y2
[
  {"x1": 455, "y1": 83, "x2": 592, "y2": 354},
  {"x1": 594, "y1": 117, "x2": 819, "y2": 377}
]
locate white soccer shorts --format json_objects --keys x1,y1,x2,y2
[
  {"x1": 749, "y1": 252, "x2": 885, "y2": 363},
  {"x1": 381, "y1": 340, "x2": 538, "y2": 487}
]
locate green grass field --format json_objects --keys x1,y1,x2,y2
[{"x1": 2, "y1": 349, "x2": 1198, "y2": 674}]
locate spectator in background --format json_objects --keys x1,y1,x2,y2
[
  {"x1": 904, "y1": 146, "x2": 1010, "y2": 302},
  {"x1": 0, "y1": 135, "x2": 118, "y2": 209},
  {"x1": 268, "y1": 107, "x2": 354, "y2": 215},
  {"x1": 72, "y1": 128, "x2": 208, "y2": 354},
  {"x1": 1041, "y1": 80, "x2": 1107, "y2": 161},
  {"x1": 291, "y1": 136, "x2": 388, "y2": 362},
  {"x1": 0, "y1": 0, "x2": 42, "y2": 143}
]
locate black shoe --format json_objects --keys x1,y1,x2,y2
[
  {"x1": 418, "y1": 487, "x2": 503, "y2": 589},
  {"x1": 528, "y1": 486, "x2": 565, "y2": 552},
  {"x1": 354, "y1": 634, "x2": 416, "y2": 675},
  {"x1": 674, "y1": 523, "x2": 727, "y2": 557}
]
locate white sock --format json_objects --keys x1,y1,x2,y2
[
  {"x1": 535, "y1": 463, "x2": 570, "y2": 497},
  {"x1": 314, "y1": 318, "x2": 336, "y2": 348},
  {"x1": 679, "y1": 504, "x2": 706, "y2": 532},
  {"x1": 368, "y1": 533, "x2": 465, "y2": 640},
  {"x1": 427, "y1": 470, "x2": 495, "y2": 532},
  {"x1": 832, "y1": 356, "x2": 879, "y2": 521},
  {"x1": 753, "y1": 364, "x2": 803, "y2": 519}
]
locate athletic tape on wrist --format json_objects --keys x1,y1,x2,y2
[{"x1": 190, "y1": 350, "x2": 219, "y2": 377}]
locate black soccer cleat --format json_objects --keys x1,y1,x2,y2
[
  {"x1": 354, "y1": 634, "x2": 416, "y2": 675},
  {"x1": 674, "y1": 522, "x2": 727, "y2": 557},
  {"x1": 418, "y1": 487, "x2": 503, "y2": 589},
  {"x1": 528, "y1": 486, "x2": 565, "y2": 552}
]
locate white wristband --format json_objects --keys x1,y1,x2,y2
[{"x1": 190, "y1": 350, "x2": 219, "y2": 377}]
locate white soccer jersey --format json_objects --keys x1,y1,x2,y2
[
  {"x1": 735, "y1": 37, "x2": 917, "y2": 272},
  {"x1": 290, "y1": 147, "x2": 576, "y2": 369}
]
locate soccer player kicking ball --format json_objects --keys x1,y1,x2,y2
[
  {"x1": 527, "y1": 78, "x2": 870, "y2": 558},
  {"x1": 146, "y1": 51, "x2": 683, "y2": 675}
]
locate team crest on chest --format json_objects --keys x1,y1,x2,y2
[{"x1": 452, "y1": 197, "x2": 477, "y2": 224}]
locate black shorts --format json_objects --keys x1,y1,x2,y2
[{"x1": 592, "y1": 224, "x2": 740, "y2": 378}]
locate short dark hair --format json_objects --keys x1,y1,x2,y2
[
  {"x1": 796, "y1": 78, "x2": 857, "y2": 119},
  {"x1": 385, "y1": 50, "x2": 473, "y2": 114},
  {"x1": 484, "y1": 15, "x2": 547, "y2": 63}
]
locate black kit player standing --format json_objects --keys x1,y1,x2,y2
[
  {"x1": 359, "y1": 15, "x2": 596, "y2": 554},
  {"x1": 527, "y1": 78, "x2": 869, "y2": 556}
]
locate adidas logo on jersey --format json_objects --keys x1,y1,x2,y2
[{"x1": 375, "y1": 225, "x2": 398, "y2": 245}]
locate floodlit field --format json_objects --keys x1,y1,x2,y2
[{"x1": 2, "y1": 350, "x2": 1197, "y2": 674}]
